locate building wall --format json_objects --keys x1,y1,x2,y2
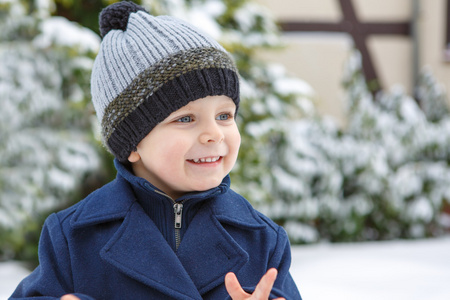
[
  {"x1": 420, "y1": 0, "x2": 450, "y2": 88},
  {"x1": 256, "y1": 0, "x2": 450, "y2": 125}
]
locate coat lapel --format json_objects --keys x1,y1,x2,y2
[
  {"x1": 176, "y1": 203, "x2": 249, "y2": 295},
  {"x1": 176, "y1": 191, "x2": 266, "y2": 295},
  {"x1": 100, "y1": 201, "x2": 203, "y2": 300},
  {"x1": 98, "y1": 198, "x2": 254, "y2": 298}
]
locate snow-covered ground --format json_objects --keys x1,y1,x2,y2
[
  {"x1": 291, "y1": 237, "x2": 450, "y2": 300},
  {"x1": 2, "y1": 237, "x2": 449, "y2": 300}
]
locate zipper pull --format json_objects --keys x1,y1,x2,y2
[{"x1": 173, "y1": 203, "x2": 183, "y2": 229}]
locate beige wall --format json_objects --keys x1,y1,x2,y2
[
  {"x1": 258, "y1": 0, "x2": 341, "y2": 21},
  {"x1": 260, "y1": 33, "x2": 352, "y2": 126},
  {"x1": 419, "y1": 0, "x2": 450, "y2": 88},
  {"x1": 257, "y1": 0, "x2": 450, "y2": 124}
]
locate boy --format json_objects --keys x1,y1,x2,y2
[{"x1": 10, "y1": 2, "x2": 301, "y2": 299}]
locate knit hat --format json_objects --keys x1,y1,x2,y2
[{"x1": 91, "y1": 1, "x2": 240, "y2": 162}]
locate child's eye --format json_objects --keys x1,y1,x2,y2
[
  {"x1": 177, "y1": 116, "x2": 192, "y2": 123},
  {"x1": 216, "y1": 113, "x2": 232, "y2": 121}
]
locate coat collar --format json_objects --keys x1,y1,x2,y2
[
  {"x1": 70, "y1": 176, "x2": 134, "y2": 229},
  {"x1": 71, "y1": 161, "x2": 264, "y2": 230}
]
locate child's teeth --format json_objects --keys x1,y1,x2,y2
[{"x1": 193, "y1": 156, "x2": 220, "y2": 163}]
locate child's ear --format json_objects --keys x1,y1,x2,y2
[{"x1": 128, "y1": 151, "x2": 141, "y2": 163}]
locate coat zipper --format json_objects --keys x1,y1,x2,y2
[
  {"x1": 173, "y1": 203, "x2": 183, "y2": 250},
  {"x1": 154, "y1": 189, "x2": 184, "y2": 250}
]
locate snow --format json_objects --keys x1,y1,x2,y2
[
  {"x1": 34, "y1": 17, "x2": 100, "y2": 53},
  {"x1": 291, "y1": 237, "x2": 450, "y2": 300},
  {"x1": 267, "y1": 64, "x2": 314, "y2": 97},
  {"x1": 0, "y1": 262, "x2": 30, "y2": 300},
  {"x1": 2, "y1": 237, "x2": 449, "y2": 300}
]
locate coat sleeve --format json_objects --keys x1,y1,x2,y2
[
  {"x1": 266, "y1": 226, "x2": 302, "y2": 300},
  {"x1": 9, "y1": 213, "x2": 95, "y2": 300}
]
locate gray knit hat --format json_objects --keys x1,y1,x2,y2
[{"x1": 91, "y1": 1, "x2": 240, "y2": 162}]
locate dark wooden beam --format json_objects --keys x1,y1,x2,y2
[
  {"x1": 339, "y1": 0, "x2": 378, "y2": 90},
  {"x1": 361, "y1": 22, "x2": 410, "y2": 35},
  {"x1": 279, "y1": 0, "x2": 412, "y2": 93},
  {"x1": 280, "y1": 22, "x2": 347, "y2": 33},
  {"x1": 280, "y1": 22, "x2": 410, "y2": 35}
]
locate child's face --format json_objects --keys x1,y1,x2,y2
[{"x1": 128, "y1": 95, "x2": 241, "y2": 199}]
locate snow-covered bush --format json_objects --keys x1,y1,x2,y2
[
  {"x1": 0, "y1": 1, "x2": 101, "y2": 260},
  {"x1": 4, "y1": 0, "x2": 448, "y2": 263},
  {"x1": 258, "y1": 51, "x2": 450, "y2": 243}
]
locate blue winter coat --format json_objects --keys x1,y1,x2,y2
[{"x1": 10, "y1": 162, "x2": 301, "y2": 299}]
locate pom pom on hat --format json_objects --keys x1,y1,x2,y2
[
  {"x1": 99, "y1": 1, "x2": 147, "y2": 38},
  {"x1": 91, "y1": 1, "x2": 240, "y2": 162}
]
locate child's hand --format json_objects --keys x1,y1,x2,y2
[
  {"x1": 60, "y1": 295, "x2": 80, "y2": 300},
  {"x1": 225, "y1": 268, "x2": 285, "y2": 300}
]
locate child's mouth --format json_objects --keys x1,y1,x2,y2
[{"x1": 188, "y1": 156, "x2": 222, "y2": 164}]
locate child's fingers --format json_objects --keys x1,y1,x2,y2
[
  {"x1": 225, "y1": 272, "x2": 250, "y2": 299},
  {"x1": 251, "y1": 268, "x2": 278, "y2": 299}
]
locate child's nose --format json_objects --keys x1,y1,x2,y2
[{"x1": 199, "y1": 122, "x2": 224, "y2": 144}]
